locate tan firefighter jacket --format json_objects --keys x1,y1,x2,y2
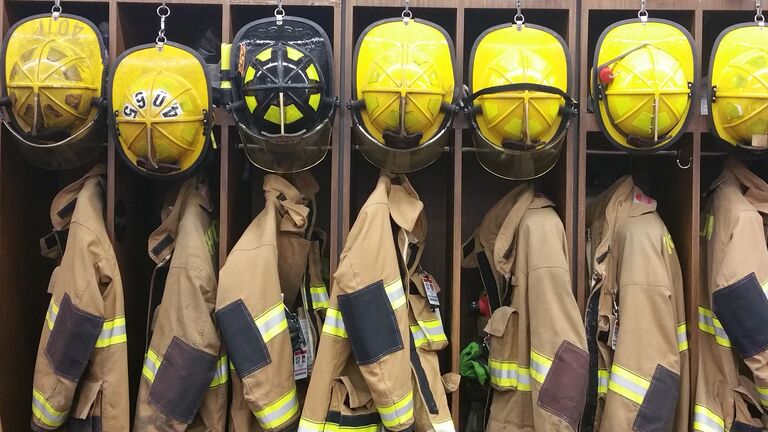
[
  {"x1": 695, "y1": 158, "x2": 768, "y2": 431},
  {"x1": 299, "y1": 174, "x2": 455, "y2": 432},
  {"x1": 134, "y1": 178, "x2": 227, "y2": 431},
  {"x1": 462, "y1": 184, "x2": 588, "y2": 431},
  {"x1": 216, "y1": 174, "x2": 312, "y2": 432},
  {"x1": 31, "y1": 165, "x2": 129, "y2": 432},
  {"x1": 584, "y1": 176, "x2": 689, "y2": 432}
]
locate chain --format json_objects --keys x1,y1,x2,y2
[
  {"x1": 514, "y1": 0, "x2": 524, "y2": 30},
  {"x1": 757, "y1": 0, "x2": 765, "y2": 26},
  {"x1": 156, "y1": 1, "x2": 170, "y2": 50},
  {"x1": 402, "y1": 0, "x2": 412, "y2": 24},
  {"x1": 51, "y1": 0, "x2": 61, "y2": 20},
  {"x1": 638, "y1": 0, "x2": 648, "y2": 22},
  {"x1": 275, "y1": 0, "x2": 284, "y2": 25}
]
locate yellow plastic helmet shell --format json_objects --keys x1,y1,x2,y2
[
  {"x1": 592, "y1": 19, "x2": 696, "y2": 152},
  {"x1": 1, "y1": 14, "x2": 106, "y2": 169},
  {"x1": 710, "y1": 23, "x2": 768, "y2": 153},
  {"x1": 351, "y1": 18, "x2": 457, "y2": 173},
  {"x1": 110, "y1": 43, "x2": 211, "y2": 179}
]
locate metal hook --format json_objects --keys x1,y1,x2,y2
[
  {"x1": 275, "y1": 0, "x2": 284, "y2": 25},
  {"x1": 156, "y1": 2, "x2": 170, "y2": 50},
  {"x1": 514, "y1": 0, "x2": 524, "y2": 30},
  {"x1": 638, "y1": 0, "x2": 648, "y2": 22},
  {"x1": 402, "y1": 0, "x2": 412, "y2": 24},
  {"x1": 757, "y1": 0, "x2": 765, "y2": 27},
  {"x1": 676, "y1": 148, "x2": 692, "y2": 170},
  {"x1": 51, "y1": 0, "x2": 61, "y2": 20}
]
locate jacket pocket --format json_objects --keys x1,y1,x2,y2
[
  {"x1": 731, "y1": 385, "x2": 765, "y2": 431},
  {"x1": 216, "y1": 300, "x2": 271, "y2": 377},
  {"x1": 632, "y1": 365, "x2": 680, "y2": 432},
  {"x1": 148, "y1": 337, "x2": 217, "y2": 424},
  {"x1": 326, "y1": 376, "x2": 381, "y2": 429},
  {"x1": 536, "y1": 341, "x2": 588, "y2": 430},
  {"x1": 69, "y1": 378, "x2": 103, "y2": 432},
  {"x1": 484, "y1": 307, "x2": 521, "y2": 392},
  {"x1": 408, "y1": 294, "x2": 448, "y2": 351},
  {"x1": 338, "y1": 280, "x2": 403, "y2": 365},
  {"x1": 712, "y1": 272, "x2": 768, "y2": 357},
  {"x1": 45, "y1": 293, "x2": 103, "y2": 381}
]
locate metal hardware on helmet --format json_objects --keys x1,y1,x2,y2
[
  {"x1": 156, "y1": 2, "x2": 170, "y2": 50},
  {"x1": 51, "y1": 0, "x2": 62, "y2": 20},
  {"x1": 757, "y1": 0, "x2": 765, "y2": 26},
  {"x1": 402, "y1": 0, "x2": 412, "y2": 24},
  {"x1": 275, "y1": 0, "x2": 284, "y2": 25},
  {"x1": 514, "y1": 0, "x2": 525, "y2": 30},
  {"x1": 638, "y1": 0, "x2": 648, "y2": 23}
]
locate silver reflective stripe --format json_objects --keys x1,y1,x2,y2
[
  {"x1": 609, "y1": 371, "x2": 648, "y2": 399},
  {"x1": 258, "y1": 393, "x2": 298, "y2": 425},
  {"x1": 385, "y1": 279, "x2": 406, "y2": 309},
  {"x1": 378, "y1": 396, "x2": 413, "y2": 425},
  {"x1": 693, "y1": 409, "x2": 725, "y2": 432},
  {"x1": 32, "y1": 388, "x2": 68, "y2": 427}
]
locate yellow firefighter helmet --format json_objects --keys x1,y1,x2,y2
[
  {"x1": 1, "y1": 14, "x2": 106, "y2": 169},
  {"x1": 110, "y1": 43, "x2": 212, "y2": 179},
  {"x1": 466, "y1": 23, "x2": 576, "y2": 180},
  {"x1": 710, "y1": 22, "x2": 768, "y2": 156},
  {"x1": 592, "y1": 19, "x2": 696, "y2": 152},
  {"x1": 350, "y1": 18, "x2": 457, "y2": 173}
]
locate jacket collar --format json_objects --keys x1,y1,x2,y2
[
  {"x1": 721, "y1": 158, "x2": 768, "y2": 214},
  {"x1": 264, "y1": 174, "x2": 310, "y2": 234},
  {"x1": 148, "y1": 177, "x2": 212, "y2": 264},
  {"x1": 50, "y1": 164, "x2": 106, "y2": 231}
]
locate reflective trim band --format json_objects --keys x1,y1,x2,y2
[
  {"x1": 310, "y1": 285, "x2": 330, "y2": 309},
  {"x1": 757, "y1": 386, "x2": 768, "y2": 408},
  {"x1": 298, "y1": 417, "x2": 325, "y2": 432},
  {"x1": 432, "y1": 418, "x2": 456, "y2": 432},
  {"x1": 254, "y1": 302, "x2": 289, "y2": 343},
  {"x1": 209, "y1": 354, "x2": 229, "y2": 388},
  {"x1": 96, "y1": 316, "x2": 127, "y2": 348},
  {"x1": 597, "y1": 369, "x2": 609, "y2": 395},
  {"x1": 693, "y1": 404, "x2": 725, "y2": 432},
  {"x1": 254, "y1": 385, "x2": 299, "y2": 429},
  {"x1": 608, "y1": 364, "x2": 650, "y2": 405},
  {"x1": 377, "y1": 391, "x2": 414, "y2": 429},
  {"x1": 32, "y1": 387, "x2": 68, "y2": 428},
  {"x1": 142, "y1": 348, "x2": 161, "y2": 383},
  {"x1": 677, "y1": 323, "x2": 689, "y2": 352},
  {"x1": 530, "y1": 349, "x2": 553, "y2": 384},
  {"x1": 698, "y1": 306, "x2": 732, "y2": 348},
  {"x1": 416, "y1": 318, "x2": 447, "y2": 345},
  {"x1": 488, "y1": 359, "x2": 532, "y2": 391},
  {"x1": 385, "y1": 279, "x2": 406, "y2": 310},
  {"x1": 45, "y1": 299, "x2": 59, "y2": 330},
  {"x1": 322, "y1": 308, "x2": 348, "y2": 338},
  {"x1": 701, "y1": 214, "x2": 714, "y2": 240},
  {"x1": 410, "y1": 325, "x2": 428, "y2": 348}
]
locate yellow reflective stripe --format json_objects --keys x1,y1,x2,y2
[
  {"x1": 45, "y1": 299, "x2": 59, "y2": 330},
  {"x1": 431, "y1": 418, "x2": 456, "y2": 432},
  {"x1": 385, "y1": 279, "x2": 406, "y2": 310},
  {"x1": 322, "y1": 307, "x2": 348, "y2": 338},
  {"x1": 254, "y1": 385, "x2": 299, "y2": 429},
  {"x1": 488, "y1": 359, "x2": 532, "y2": 391},
  {"x1": 209, "y1": 355, "x2": 229, "y2": 388},
  {"x1": 95, "y1": 316, "x2": 127, "y2": 348},
  {"x1": 529, "y1": 349, "x2": 553, "y2": 384},
  {"x1": 416, "y1": 318, "x2": 447, "y2": 344},
  {"x1": 677, "y1": 323, "x2": 689, "y2": 352},
  {"x1": 377, "y1": 391, "x2": 414, "y2": 428},
  {"x1": 663, "y1": 232, "x2": 675, "y2": 254},
  {"x1": 608, "y1": 364, "x2": 650, "y2": 405},
  {"x1": 310, "y1": 285, "x2": 330, "y2": 309},
  {"x1": 255, "y1": 302, "x2": 288, "y2": 343},
  {"x1": 693, "y1": 404, "x2": 725, "y2": 432},
  {"x1": 597, "y1": 369, "x2": 609, "y2": 395},
  {"x1": 410, "y1": 325, "x2": 428, "y2": 348},
  {"x1": 700, "y1": 214, "x2": 714, "y2": 240},
  {"x1": 32, "y1": 387, "x2": 68, "y2": 427},
  {"x1": 297, "y1": 417, "x2": 325, "y2": 432},
  {"x1": 698, "y1": 306, "x2": 731, "y2": 348},
  {"x1": 756, "y1": 386, "x2": 768, "y2": 408},
  {"x1": 142, "y1": 349, "x2": 161, "y2": 383}
]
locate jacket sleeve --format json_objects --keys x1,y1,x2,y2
[
  {"x1": 215, "y1": 244, "x2": 299, "y2": 432},
  {"x1": 599, "y1": 222, "x2": 684, "y2": 432},
  {"x1": 710, "y1": 210, "x2": 768, "y2": 411},
  {"x1": 525, "y1": 210, "x2": 589, "y2": 431}
]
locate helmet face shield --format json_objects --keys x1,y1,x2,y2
[
  {"x1": 709, "y1": 23, "x2": 768, "y2": 157},
  {"x1": 592, "y1": 19, "x2": 696, "y2": 153},
  {"x1": 109, "y1": 42, "x2": 212, "y2": 179},
  {"x1": 1, "y1": 14, "x2": 106, "y2": 169},
  {"x1": 466, "y1": 23, "x2": 575, "y2": 180},
  {"x1": 230, "y1": 16, "x2": 336, "y2": 173},
  {"x1": 351, "y1": 18, "x2": 457, "y2": 174}
]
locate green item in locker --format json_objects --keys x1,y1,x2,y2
[{"x1": 460, "y1": 341, "x2": 489, "y2": 386}]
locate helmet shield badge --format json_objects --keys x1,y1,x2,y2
[
  {"x1": 591, "y1": 19, "x2": 696, "y2": 153},
  {"x1": 466, "y1": 23, "x2": 576, "y2": 180},
  {"x1": 230, "y1": 16, "x2": 336, "y2": 173},
  {"x1": 109, "y1": 42, "x2": 212, "y2": 179},
  {"x1": 1, "y1": 14, "x2": 107, "y2": 169},
  {"x1": 350, "y1": 18, "x2": 458, "y2": 174}
]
